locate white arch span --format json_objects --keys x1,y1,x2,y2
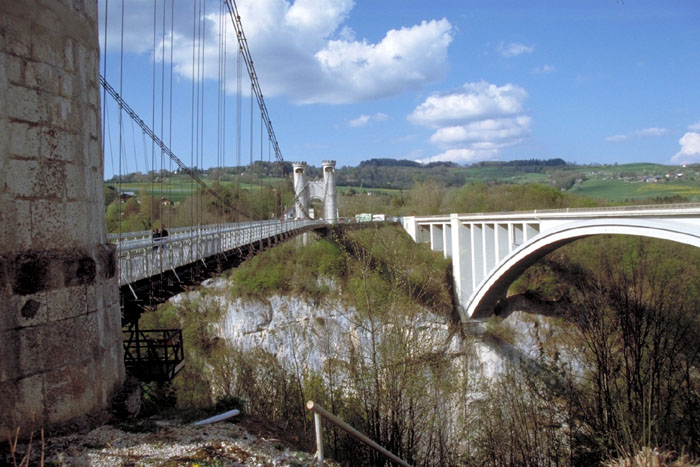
[
  {"x1": 402, "y1": 204, "x2": 700, "y2": 320},
  {"x1": 467, "y1": 218, "x2": 700, "y2": 319}
]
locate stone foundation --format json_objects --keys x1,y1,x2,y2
[{"x1": 0, "y1": 0, "x2": 124, "y2": 436}]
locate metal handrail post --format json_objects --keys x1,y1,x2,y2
[
  {"x1": 306, "y1": 400, "x2": 411, "y2": 467},
  {"x1": 314, "y1": 411, "x2": 324, "y2": 467}
]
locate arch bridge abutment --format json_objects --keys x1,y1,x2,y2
[{"x1": 403, "y1": 205, "x2": 700, "y2": 321}]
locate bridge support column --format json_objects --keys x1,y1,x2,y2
[
  {"x1": 450, "y1": 215, "x2": 471, "y2": 322},
  {"x1": 293, "y1": 162, "x2": 309, "y2": 219},
  {"x1": 0, "y1": 0, "x2": 124, "y2": 436},
  {"x1": 430, "y1": 224, "x2": 443, "y2": 252},
  {"x1": 321, "y1": 160, "x2": 337, "y2": 224}
]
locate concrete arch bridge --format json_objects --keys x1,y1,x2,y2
[{"x1": 402, "y1": 203, "x2": 700, "y2": 320}]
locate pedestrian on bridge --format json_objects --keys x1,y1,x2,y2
[
  {"x1": 160, "y1": 225, "x2": 169, "y2": 250},
  {"x1": 152, "y1": 227, "x2": 160, "y2": 250}
]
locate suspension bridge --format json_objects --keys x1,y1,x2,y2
[
  {"x1": 94, "y1": 0, "x2": 351, "y2": 382},
  {"x1": 5, "y1": 0, "x2": 700, "y2": 442}
]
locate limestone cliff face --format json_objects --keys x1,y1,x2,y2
[
  {"x1": 181, "y1": 278, "x2": 464, "y2": 375},
  {"x1": 176, "y1": 279, "x2": 577, "y2": 387}
]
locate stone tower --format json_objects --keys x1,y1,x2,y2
[
  {"x1": 0, "y1": 0, "x2": 124, "y2": 436},
  {"x1": 321, "y1": 160, "x2": 338, "y2": 223},
  {"x1": 291, "y1": 161, "x2": 337, "y2": 223}
]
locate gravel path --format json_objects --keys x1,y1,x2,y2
[{"x1": 3, "y1": 418, "x2": 339, "y2": 466}]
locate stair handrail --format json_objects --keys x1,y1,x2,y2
[{"x1": 305, "y1": 400, "x2": 410, "y2": 467}]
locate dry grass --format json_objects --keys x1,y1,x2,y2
[
  {"x1": 5, "y1": 426, "x2": 44, "y2": 467},
  {"x1": 605, "y1": 447, "x2": 698, "y2": 467}
]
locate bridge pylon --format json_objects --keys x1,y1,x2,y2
[{"x1": 292, "y1": 161, "x2": 338, "y2": 223}]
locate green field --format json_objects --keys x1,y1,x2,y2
[{"x1": 569, "y1": 179, "x2": 700, "y2": 202}]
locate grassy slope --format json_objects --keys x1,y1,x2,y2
[{"x1": 569, "y1": 179, "x2": 700, "y2": 202}]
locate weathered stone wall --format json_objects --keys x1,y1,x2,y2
[{"x1": 0, "y1": 0, "x2": 124, "y2": 435}]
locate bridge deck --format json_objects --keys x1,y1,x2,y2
[{"x1": 115, "y1": 219, "x2": 323, "y2": 287}]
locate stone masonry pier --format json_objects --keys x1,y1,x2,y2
[{"x1": 0, "y1": 0, "x2": 124, "y2": 436}]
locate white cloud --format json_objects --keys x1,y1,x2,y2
[
  {"x1": 408, "y1": 81, "x2": 527, "y2": 128},
  {"x1": 688, "y1": 121, "x2": 700, "y2": 131},
  {"x1": 99, "y1": 0, "x2": 453, "y2": 105},
  {"x1": 498, "y1": 42, "x2": 534, "y2": 58},
  {"x1": 348, "y1": 112, "x2": 388, "y2": 127},
  {"x1": 606, "y1": 127, "x2": 668, "y2": 142},
  {"x1": 410, "y1": 81, "x2": 530, "y2": 164},
  {"x1": 313, "y1": 18, "x2": 453, "y2": 103},
  {"x1": 606, "y1": 134, "x2": 629, "y2": 143},
  {"x1": 671, "y1": 132, "x2": 700, "y2": 163},
  {"x1": 533, "y1": 64, "x2": 556, "y2": 74},
  {"x1": 418, "y1": 149, "x2": 480, "y2": 164},
  {"x1": 429, "y1": 116, "x2": 531, "y2": 147},
  {"x1": 637, "y1": 127, "x2": 668, "y2": 137}
]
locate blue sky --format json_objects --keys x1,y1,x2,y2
[{"x1": 99, "y1": 0, "x2": 700, "y2": 178}]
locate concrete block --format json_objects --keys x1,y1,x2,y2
[
  {"x1": 6, "y1": 84, "x2": 47, "y2": 123},
  {"x1": 0, "y1": 329, "x2": 21, "y2": 381},
  {"x1": 41, "y1": 126, "x2": 77, "y2": 162},
  {"x1": 35, "y1": 159, "x2": 67, "y2": 199},
  {"x1": 8, "y1": 121, "x2": 41, "y2": 159},
  {"x1": 11, "y1": 200, "x2": 33, "y2": 251},
  {"x1": 18, "y1": 324, "x2": 48, "y2": 374},
  {"x1": 45, "y1": 312, "x2": 99, "y2": 368},
  {"x1": 0, "y1": 374, "x2": 45, "y2": 432},
  {"x1": 5, "y1": 55, "x2": 22, "y2": 85},
  {"x1": 31, "y1": 201, "x2": 90, "y2": 249},
  {"x1": 35, "y1": 4, "x2": 64, "y2": 36},
  {"x1": 59, "y1": 74, "x2": 73, "y2": 98},
  {"x1": 30, "y1": 31, "x2": 64, "y2": 69},
  {"x1": 30, "y1": 199, "x2": 70, "y2": 249},
  {"x1": 48, "y1": 95, "x2": 73, "y2": 128},
  {"x1": 46, "y1": 284, "x2": 87, "y2": 321},
  {"x1": 45, "y1": 361, "x2": 97, "y2": 423},
  {"x1": 25, "y1": 61, "x2": 59, "y2": 94},
  {"x1": 63, "y1": 38, "x2": 74, "y2": 72},
  {"x1": 0, "y1": 14, "x2": 32, "y2": 58},
  {"x1": 65, "y1": 162, "x2": 86, "y2": 200},
  {"x1": 6, "y1": 158, "x2": 39, "y2": 198}
]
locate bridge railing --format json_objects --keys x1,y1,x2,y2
[
  {"x1": 117, "y1": 219, "x2": 323, "y2": 286},
  {"x1": 408, "y1": 202, "x2": 700, "y2": 222},
  {"x1": 108, "y1": 220, "x2": 282, "y2": 245}
]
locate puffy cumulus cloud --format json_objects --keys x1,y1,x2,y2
[
  {"x1": 429, "y1": 116, "x2": 531, "y2": 147},
  {"x1": 671, "y1": 132, "x2": 700, "y2": 163},
  {"x1": 410, "y1": 82, "x2": 530, "y2": 164},
  {"x1": 606, "y1": 127, "x2": 668, "y2": 143},
  {"x1": 100, "y1": 0, "x2": 453, "y2": 105},
  {"x1": 312, "y1": 18, "x2": 453, "y2": 103},
  {"x1": 348, "y1": 112, "x2": 388, "y2": 128},
  {"x1": 408, "y1": 81, "x2": 527, "y2": 128},
  {"x1": 498, "y1": 42, "x2": 534, "y2": 58}
]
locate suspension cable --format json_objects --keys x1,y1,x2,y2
[
  {"x1": 224, "y1": 0, "x2": 283, "y2": 164},
  {"x1": 100, "y1": 75, "x2": 245, "y2": 216}
]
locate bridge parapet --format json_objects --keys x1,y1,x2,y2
[
  {"x1": 403, "y1": 204, "x2": 700, "y2": 320},
  {"x1": 117, "y1": 219, "x2": 322, "y2": 286}
]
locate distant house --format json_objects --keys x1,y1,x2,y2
[
  {"x1": 120, "y1": 191, "x2": 136, "y2": 202},
  {"x1": 160, "y1": 197, "x2": 172, "y2": 206}
]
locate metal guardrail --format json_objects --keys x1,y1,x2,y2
[
  {"x1": 306, "y1": 400, "x2": 410, "y2": 467},
  {"x1": 116, "y1": 219, "x2": 323, "y2": 286},
  {"x1": 409, "y1": 202, "x2": 700, "y2": 222}
]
